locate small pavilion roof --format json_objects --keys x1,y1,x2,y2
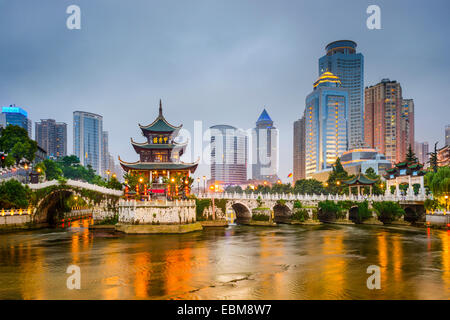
[
  {"x1": 118, "y1": 156, "x2": 198, "y2": 173},
  {"x1": 130, "y1": 138, "x2": 187, "y2": 150},
  {"x1": 342, "y1": 173, "x2": 377, "y2": 186},
  {"x1": 138, "y1": 100, "x2": 182, "y2": 133}
]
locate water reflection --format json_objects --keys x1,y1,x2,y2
[{"x1": 0, "y1": 222, "x2": 449, "y2": 300}]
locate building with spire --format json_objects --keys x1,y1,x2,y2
[
  {"x1": 251, "y1": 109, "x2": 278, "y2": 182},
  {"x1": 119, "y1": 100, "x2": 198, "y2": 198},
  {"x1": 304, "y1": 71, "x2": 349, "y2": 178}
]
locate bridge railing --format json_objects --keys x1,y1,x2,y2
[
  {"x1": 196, "y1": 192, "x2": 428, "y2": 203},
  {"x1": 26, "y1": 179, "x2": 124, "y2": 197}
]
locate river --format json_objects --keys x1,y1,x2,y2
[{"x1": 0, "y1": 220, "x2": 449, "y2": 300}]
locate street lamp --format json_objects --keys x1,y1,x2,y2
[
  {"x1": 197, "y1": 177, "x2": 200, "y2": 194},
  {"x1": 203, "y1": 176, "x2": 206, "y2": 193},
  {"x1": 445, "y1": 195, "x2": 449, "y2": 212},
  {"x1": 209, "y1": 184, "x2": 216, "y2": 220}
]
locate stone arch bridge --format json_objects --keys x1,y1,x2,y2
[
  {"x1": 27, "y1": 179, "x2": 123, "y2": 225},
  {"x1": 198, "y1": 192, "x2": 427, "y2": 223}
]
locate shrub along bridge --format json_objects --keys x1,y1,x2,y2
[{"x1": 197, "y1": 192, "x2": 428, "y2": 224}]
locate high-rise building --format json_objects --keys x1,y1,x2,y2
[
  {"x1": 304, "y1": 72, "x2": 349, "y2": 178},
  {"x1": 73, "y1": 111, "x2": 103, "y2": 174},
  {"x1": 210, "y1": 125, "x2": 247, "y2": 186},
  {"x1": 251, "y1": 109, "x2": 278, "y2": 182},
  {"x1": 445, "y1": 125, "x2": 450, "y2": 146},
  {"x1": 102, "y1": 131, "x2": 109, "y2": 177},
  {"x1": 1, "y1": 105, "x2": 31, "y2": 137},
  {"x1": 293, "y1": 117, "x2": 306, "y2": 182},
  {"x1": 319, "y1": 40, "x2": 364, "y2": 149},
  {"x1": 415, "y1": 141, "x2": 429, "y2": 166},
  {"x1": 400, "y1": 99, "x2": 415, "y2": 160},
  {"x1": 35, "y1": 119, "x2": 67, "y2": 159},
  {"x1": 364, "y1": 79, "x2": 406, "y2": 163}
]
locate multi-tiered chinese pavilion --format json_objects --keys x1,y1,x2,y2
[{"x1": 119, "y1": 100, "x2": 198, "y2": 199}]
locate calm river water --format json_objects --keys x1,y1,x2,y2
[{"x1": 0, "y1": 220, "x2": 449, "y2": 300}]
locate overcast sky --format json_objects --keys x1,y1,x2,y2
[{"x1": 1, "y1": 0, "x2": 449, "y2": 181}]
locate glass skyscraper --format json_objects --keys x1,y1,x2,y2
[
  {"x1": 251, "y1": 109, "x2": 278, "y2": 182},
  {"x1": 210, "y1": 124, "x2": 247, "y2": 186},
  {"x1": 304, "y1": 72, "x2": 349, "y2": 178},
  {"x1": 1, "y1": 105, "x2": 31, "y2": 137},
  {"x1": 319, "y1": 40, "x2": 364, "y2": 149},
  {"x1": 73, "y1": 111, "x2": 103, "y2": 174}
]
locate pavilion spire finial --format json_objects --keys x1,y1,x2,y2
[{"x1": 159, "y1": 99, "x2": 163, "y2": 117}]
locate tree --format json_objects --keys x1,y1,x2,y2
[
  {"x1": 428, "y1": 142, "x2": 439, "y2": 173},
  {"x1": 294, "y1": 179, "x2": 326, "y2": 195},
  {"x1": 42, "y1": 159, "x2": 63, "y2": 180},
  {"x1": 364, "y1": 167, "x2": 383, "y2": 195},
  {"x1": 425, "y1": 166, "x2": 450, "y2": 198},
  {"x1": 106, "y1": 176, "x2": 123, "y2": 190},
  {"x1": 405, "y1": 144, "x2": 418, "y2": 163},
  {"x1": 0, "y1": 125, "x2": 37, "y2": 164},
  {"x1": 327, "y1": 158, "x2": 351, "y2": 195},
  {"x1": 0, "y1": 179, "x2": 31, "y2": 208},
  {"x1": 372, "y1": 201, "x2": 405, "y2": 224}
]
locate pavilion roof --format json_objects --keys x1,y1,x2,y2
[
  {"x1": 130, "y1": 138, "x2": 187, "y2": 151},
  {"x1": 138, "y1": 100, "x2": 182, "y2": 133},
  {"x1": 342, "y1": 173, "x2": 377, "y2": 186},
  {"x1": 118, "y1": 156, "x2": 198, "y2": 173}
]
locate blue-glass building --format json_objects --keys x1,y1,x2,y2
[
  {"x1": 1, "y1": 105, "x2": 30, "y2": 136},
  {"x1": 73, "y1": 111, "x2": 103, "y2": 175},
  {"x1": 251, "y1": 109, "x2": 278, "y2": 182},
  {"x1": 304, "y1": 72, "x2": 349, "y2": 178},
  {"x1": 319, "y1": 40, "x2": 364, "y2": 149}
]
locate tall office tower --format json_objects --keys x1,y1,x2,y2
[
  {"x1": 27, "y1": 119, "x2": 32, "y2": 139},
  {"x1": 414, "y1": 141, "x2": 429, "y2": 166},
  {"x1": 319, "y1": 40, "x2": 364, "y2": 149},
  {"x1": 293, "y1": 117, "x2": 306, "y2": 182},
  {"x1": 364, "y1": 79, "x2": 405, "y2": 163},
  {"x1": 210, "y1": 125, "x2": 247, "y2": 186},
  {"x1": 251, "y1": 109, "x2": 278, "y2": 182},
  {"x1": 35, "y1": 119, "x2": 67, "y2": 159},
  {"x1": 73, "y1": 111, "x2": 103, "y2": 174},
  {"x1": 304, "y1": 72, "x2": 349, "y2": 178},
  {"x1": 446, "y1": 125, "x2": 450, "y2": 146},
  {"x1": 102, "y1": 131, "x2": 109, "y2": 177},
  {"x1": 400, "y1": 99, "x2": 415, "y2": 161},
  {"x1": 0, "y1": 105, "x2": 31, "y2": 136}
]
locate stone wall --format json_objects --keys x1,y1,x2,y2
[
  {"x1": 118, "y1": 199, "x2": 196, "y2": 225},
  {"x1": 426, "y1": 213, "x2": 450, "y2": 226},
  {"x1": 0, "y1": 214, "x2": 32, "y2": 226}
]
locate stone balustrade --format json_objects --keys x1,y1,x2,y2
[{"x1": 26, "y1": 179, "x2": 123, "y2": 197}]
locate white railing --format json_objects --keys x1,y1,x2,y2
[
  {"x1": 26, "y1": 179, "x2": 123, "y2": 197},
  {"x1": 197, "y1": 192, "x2": 428, "y2": 203}
]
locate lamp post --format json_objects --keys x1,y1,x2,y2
[
  {"x1": 106, "y1": 170, "x2": 111, "y2": 181},
  {"x1": 445, "y1": 195, "x2": 449, "y2": 212},
  {"x1": 203, "y1": 176, "x2": 206, "y2": 193},
  {"x1": 209, "y1": 184, "x2": 215, "y2": 220},
  {"x1": 197, "y1": 177, "x2": 200, "y2": 195}
]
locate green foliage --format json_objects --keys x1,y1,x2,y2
[
  {"x1": 326, "y1": 158, "x2": 351, "y2": 195},
  {"x1": 195, "y1": 198, "x2": 211, "y2": 220},
  {"x1": 270, "y1": 183, "x2": 292, "y2": 194},
  {"x1": 318, "y1": 200, "x2": 345, "y2": 220},
  {"x1": 363, "y1": 167, "x2": 383, "y2": 195},
  {"x1": 276, "y1": 199, "x2": 286, "y2": 206},
  {"x1": 215, "y1": 199, "x2": 227, "y2": 216},
  {"x1": 252, "y1": 213, "x2": 270, "y2": 221},
  {"x1": 291, "y1": 208, "x2": 309, "y2": 222},
  {"x1": 42, "y1": 159, "x2": 63, "y2": 180},
  {"x1": 294, "y1": 179, "x2": 326, "y2": 195},
  {"x1": 96, "y1": 214, "x2": 119, "y2": 225},
  {"x1": 256, "y1": 196, "x2": 263, "y2": 207},
  {"x1": 293, "y1": 200, "x2": 302, "y2": 209},
  {"x1": 357, "y1": 201, "x2": 372, "y2": 222},
  {"x1": 372, "y1": 201, "x2": 405, "y2": 224},
  {"x1": 424, "y1": 198, "x2": 441, "y2": 211},
  {"x1": 425, "y1": 166, "x2": 450, "y2": 197},
  {"x1": 0, "y1": 125, "x2": 37, "y2": 164},
  {"x1": 405, "y1": 144, "x2": 418, "y2": 163},
  {"x1": 0, "y1": 179, "x2": 31, "y2": 208},
  {"x1": 225, "y1": 185, "x2": 243, "y2": 193},
  {"x1": 106, "y1": 176, "x2": 123, "y2": 190}
]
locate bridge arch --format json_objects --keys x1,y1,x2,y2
[
  {"x1": 34, "y1": 189, "x2": 81, "y2": 225},
  {"x1": 231, "y1": 202, "x2": 252, "y2": 223},
  {"x1": 273, "y1": 203, "x2": 292, "y2": 223},
  {"x1": 348, "y1": 206, "x2": 360, "y2": 223}
]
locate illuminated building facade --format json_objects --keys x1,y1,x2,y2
[
  {"x1": 0, "y1": 105, "x2": 31, "y2": 137},
  {"x1": 305, "y1": 72, "x2": 349, "y2": 178},
  {"x1": 319, "y1": 40, "x2": 364, "y2": 149},
  {"x1": 210, "y1": 124, "x2": 247, "y2": 186},
  {"x1": 293, "y1": 116, "x2": 306, "y2": 182}
]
